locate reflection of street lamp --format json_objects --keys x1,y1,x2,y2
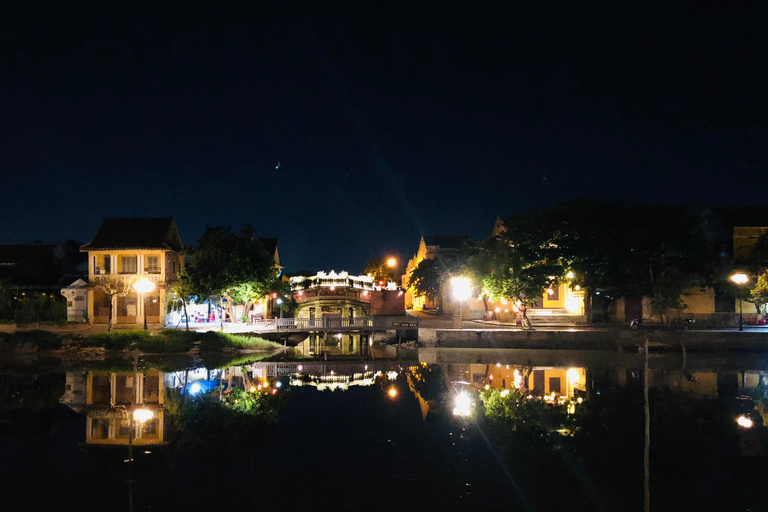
[
  {"x1": 451, "y1": 277, "x2": 472, "y2": 328},
  {"x1": 133, "y1": 278, "x2": 156, "y2": 331},
  {"x1": 127, "y1": 406, "x2": 153, "y2": 512},
  {"x1": 731, "y1": 273, "x2": 749, "y2": 332}
]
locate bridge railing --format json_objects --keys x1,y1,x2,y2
[{"x1": 252, "y1": 315, "x2": 418, "y2": 331}]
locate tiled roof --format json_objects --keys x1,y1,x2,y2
[{"x1": 81, "y1": 217, "x2": 183, "y2": 251}]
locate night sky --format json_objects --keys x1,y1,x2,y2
[{"x1": 1, "y1": 1, "x2": 766, "y2": 273}]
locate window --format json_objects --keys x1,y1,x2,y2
[
  {"x1": 121, "y1": 256, "x2": 137, "y2": 274},
  {"x1": 103, "y1": 255, "x2": 111, "y2": 274},
  {"x1": 145, "y1": 256, "x2": 160, "y2": 274},
  {"x1": 549, "y1": 377, "x2": 561, "y2": 395}
]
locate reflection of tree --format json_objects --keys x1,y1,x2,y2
[
  {"x1": 406, "y1": 364, "x2": 447, "y2": 402},
  {"x1": 168, "y1": 386, "x2": 288, "y2": 457},
  {"x1": 479, "y1": 385, "x2": 745, "y2": 511}
]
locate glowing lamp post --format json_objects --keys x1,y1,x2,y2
[
  {"x1": 133, "y1": 278, "x2": 156, "y2": 331},
  {"x1": 451, "y1": 277, "x2": 472, "y2": 329},
  {"x1": 731, "y1": 273, "x2": 749, "y2": 331},
  {"x1": 386, "y1": 257, "x2": 397, "y2": 268}
]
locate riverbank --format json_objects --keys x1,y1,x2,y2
[
  {"x1": 428, "y1": 328, "x2": 768, "y2": 351},
  {"x1": 0, "y1": 329, "x2": 282, "y2": 355}
]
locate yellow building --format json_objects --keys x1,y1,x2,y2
[
  {"x1": 81, "y1": 217, "x2": 183, "y2": 328},
  {"x1": 84, "y1": 370, "x2": 167, "y2": 446},
  {"x1": 403, "y1": 235, "x2": 487, "y2": 317}
]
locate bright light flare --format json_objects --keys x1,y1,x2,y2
[
  {"x1": 451, "y1": 277, "x2": 472, "y2": 301},
  {"x1": 731, "y1": 273, "x2": 749, "y2": 285},
  {"x1": 132, "y1": 278, "x2": 155, "y2": 294},
  {"x1": 453, "y1": 391, "x2": 472, "y2": 417},
  {"x1": 189, "y1": 383, "x2": 202, "y2": 395},
  {"x1": 388, "y1": 387, "x2": 398, "y2": 398},
  {"x1": 386, "y1": 258, "x2": 397, "y2": 268},
  {"x1": 132, "y1": 408, "x2": 154, "y2": 424},
  {"x1": 737, "y1": 415, "x2": 754, "y2": 428}
]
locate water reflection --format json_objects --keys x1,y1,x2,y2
[{"x1": 2, "y1": 353, "x2": 768, "y2": 511}]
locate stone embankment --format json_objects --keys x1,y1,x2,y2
[{"x1": 422, "y1": 329, "x2": 768, "y2": 352}]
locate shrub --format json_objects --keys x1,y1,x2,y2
[{"x1": 85, "y1": 330, "x2": 151, "y2": 350}]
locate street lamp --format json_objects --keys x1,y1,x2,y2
[
  {"x1": 386, "y1": 257, "x2": 397, "y2": 268},
  {"x1": 451, "y1": 277, "x2": 472, "y2": 328},
  {"x1": 731, "y1": 273, "x2": 749, "y2": 332},
  {"x1": 133, "y1": 278, "x2": 156, "y2": 331}
]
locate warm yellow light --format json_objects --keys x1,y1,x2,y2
[
  {"x1": 566, "y1": 271, "x2": 575, "y2": 279},
  {"x1": 567, "y1": 368, "x2": 580, "y2": 383},
  {"x1": 731, "y1": 273, "x2": 749, "y2": 285},
  {"x1": 737, "y1": 415, "x2": 754, "y2": 428},
  {"x1": 574, "y1": 285, "x2": 581, "y2": 291},
  {"x1": 451, "y1": 277, "x2": 472, "y2": 301},
  {"x1": 133, "y1": 278, "x2": 155, "y2": 294},
  {"x1": 388, "y1": 387, "x2": 398, "y2": 398},
  {"x1": 386, "y1": 258, "x2": 397, "y2": 268},
  {"x1": 249, "y1": 386, "x2": 257, "y2": 392},
  {"x1": 132, "y1": 408, "x2": 154, "y2": 424},
  {"x1": 546, "y1": 288, "x2": 554, "y2": 295}
]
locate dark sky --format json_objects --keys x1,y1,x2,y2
[{"x1": 1, "y1": 1, "x2": 766, "y2": 273}]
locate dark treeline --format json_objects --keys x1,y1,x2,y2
[{"x1": 409, "y1": 200, "x2": 768, "y2": 325}]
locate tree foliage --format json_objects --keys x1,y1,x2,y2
[
  {"x1": 363, "y1": 257, "x2": 399, "y2": 285},
  {"x1": 407, "y1": 258, "x2": 444, "y2": 300},
  {"x1": 181, "y1": 225, "x2": 278, "y2": 322}
]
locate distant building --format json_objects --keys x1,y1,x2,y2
[
  {"x1": 61, "y1": 278, "x2": 89, "y2": 322},
  {"x1": 81, "y1": 217, "x2": 183, "y2": 328},
  {"x1": 0, "y1": 242, "x2": 87, "y2": 322},
  {"x1": 402, "y1": 235, "x2": 485, "y2": 317}
]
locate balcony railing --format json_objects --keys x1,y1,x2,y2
[{"x1": 251, "y1": 316, "x2": 418, "y2": 331}]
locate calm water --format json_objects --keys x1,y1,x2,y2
[{"x1": 2, "y1": 350, "x2": 768, "y2": 511}]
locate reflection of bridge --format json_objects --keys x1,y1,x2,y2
[{"x1": 248, "y1": 315, "x2": 418, "y2": 333}]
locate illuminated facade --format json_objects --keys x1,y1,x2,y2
[
  {"x1": 81, "y1": 217, "x2": 183, "y2": 328},
  {"x1": 403, "y1": 235, "x2": 486, "y2": 318}
]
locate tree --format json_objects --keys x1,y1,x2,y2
[
  {"x1": 407, "y1": 258, "x2": 445, "y2": 309},
  {"x1": 363, "y1": 257, "x2": 399, "y2": 286},
  {"x1": 168, "y1": 275, "x2": 196, "y2": 331},
  {"x1": 749, "y1": 271, "x2": 768, "y2": 317},
  {"x1": 182, "y1": 225, "x2": 277, "y2": 326},
  {"x1": 469, "y1": 236, "x2": 559, "y2": 328},
  {"x1": 92, "y1": 277, "x2": 133, "y2": 331}
]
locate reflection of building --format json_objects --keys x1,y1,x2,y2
[
  {"x1": 81, "y1": 217, "x2": 183, "y2": 328},
  {"x1": 77, "y1": 370, "x2": 168, "y2": 445},
  {"x1": 448, "y1": 364, "x2": 587, "y2": 400}
]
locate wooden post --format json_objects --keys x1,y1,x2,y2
[{"x1": 644, "y1": 335, "x2": 650, "y2": 512}]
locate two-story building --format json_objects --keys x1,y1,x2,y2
[
  {"x1": 402, "y1": 235, "x2": 487, "y2": 318},
  {"x1": 81, "y1": 217, "x2": 183, "y2": 328}
]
